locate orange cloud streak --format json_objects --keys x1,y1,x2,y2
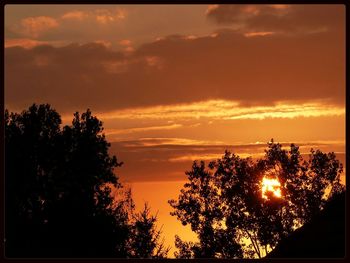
[
  {"x1": 97, "y1": 100, "x2": 345, "y2": 121},
  {"x1": 20, "y1": 16, "x2": 59, "y2": 37}
]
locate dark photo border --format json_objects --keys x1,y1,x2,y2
[{"x1": 1, "y1": 1, "x2": 348, "y2": 262}]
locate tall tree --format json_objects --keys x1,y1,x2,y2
[
  {"x1": 5, "y1": 104, "x2": 166, "y2": 258},
  {"x1": 47, "y1": 109, "x2": 128, "y2": 257},
  {"x1": 5, "y1": 104, "x2": 63, "y2": 257},
  {"x1": 169, "y1": 140, "x2": 344, "y2": 258},
  {"x1": 169, "y1": 160, "x2": 243, "y2": 258}
]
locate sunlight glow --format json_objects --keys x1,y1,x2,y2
[
  {"x1": 84, "y1": 100, "x2": 344, "y2": 122},
  {"x1": 261, "y1": 177, "x2": 282, "y2": 199},
  {"x1": 244, "y1": 32, "x2": 275, "y2": 37}
]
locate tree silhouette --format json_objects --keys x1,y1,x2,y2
[
  {"x1": 5, "y1": 104, "x2": 65, "y2": 257},
  {"x1": 169, "y1": 160, "x2": 243, "y2": 258},
  {"x1": 128, "y1": 203, "x2": 170, "y2": 258},
  {"x1": 5, "y1": 104, "x2": 167, "y2": 258},
  {"x1": 169, "y1": 139, "x2": 344, "y2": 258}
]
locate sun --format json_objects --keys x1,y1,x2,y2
[{"x1": 261, "y1": 176, "x2": 282, "y2": 199}]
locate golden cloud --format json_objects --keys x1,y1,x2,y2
[
  {"x1": 118, "y1": 137, "x2": 226, "y2": 147},
  {"x1": 206, "y1": 4, "x2": 343, "y2": 35},
  {"x1": 20, "y1": 16, "x2": 59, "y2": 38},
  {"x1": 205, "y1": 5, "x2": 219, "y2": 15},
  {"x1": 95, "y1": 9, "x2": 126, "y2": 24},
  {"x1": 5, "y1": 38, "x2": 52, "y2": 49},
  {"x1": 270, "y1": 4, "x2": 291, "y2": 10},
  {"x1": 244, "y1": 31, "x2": 275, "y2": 37},
  {"x1": 61, "y1": 11, "x2": 89, "y2": 21},
  {"x1": 119, "y1": 39, "x2": 132, "y2": 46},
  {"x1": 104, "y1": 124, "x2": 183, "y2": 135},
  {"x1": 60, "y1": 9, "x2": 127, "y2": 24},
  {"x1": 168, "y1": 152, "x2": 262, "y2": 162},
  {"x1": 93, "y1": 40, "x2": 112, "y2": 48},
  {"x1": 98, "y1": 100, "x2": 345, "y2": 121}
]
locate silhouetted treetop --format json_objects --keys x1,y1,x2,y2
[
  {"x1": 5, "y1": 104, "x2": 167, "y2": 258},
  {"x1": 169, "y1": 139, "x2": 344, "y2": 259},
  {"x1": 128, "y1": 203, "x2": 170, "y2": 258}
]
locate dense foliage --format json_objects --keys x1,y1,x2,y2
[
  {"x1": 5, "y1": 104, "x2": 168, "y2": 258},
  {"x1": 169, "y1": 140, "x2": 344, "y2": 258}
]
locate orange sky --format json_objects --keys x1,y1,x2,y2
[{"x1": 5, "y1": 4, "x2": 345, "y2": 257}]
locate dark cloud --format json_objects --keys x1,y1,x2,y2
[
  {"x1": 5, "y1": 24, "x2": 344, "y2": 113},
  {"x1": 110, "y1": 140, "x2": 345, "y2": 182},
  {"x1": 110, "y1": 140, "x2": 271, "y2": 182},
  {"x1": 206, "y1": 4, "x2": 345, "y2": 35}
]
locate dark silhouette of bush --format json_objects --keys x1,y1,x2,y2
[
  {"x1": 169, "y1": 140, "x2": 344, "y2": 258},
  {"x1": 128, "y1": 203, "x2": 170, "y2": 258},
  {"x1": 5, "y1": 104, "x2": 168, "y2": 258}
]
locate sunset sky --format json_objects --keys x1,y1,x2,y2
[{"x1": 5, "y1": 4, "x2": 345, "y2": 257}]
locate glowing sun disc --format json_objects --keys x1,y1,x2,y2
[{"x1": 261, "y1": 177, "x2": 282, "y2": 199}]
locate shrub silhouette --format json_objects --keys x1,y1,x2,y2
[
  {"x1": 128, "y1": 203, "x2": 170, "y2": 258},
  {"x1": 5, "y1": 104, "x2": 168, "y2": 258},
  {"x1": 169, "y1": 140, "x2": 345, "y2": 258}
]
